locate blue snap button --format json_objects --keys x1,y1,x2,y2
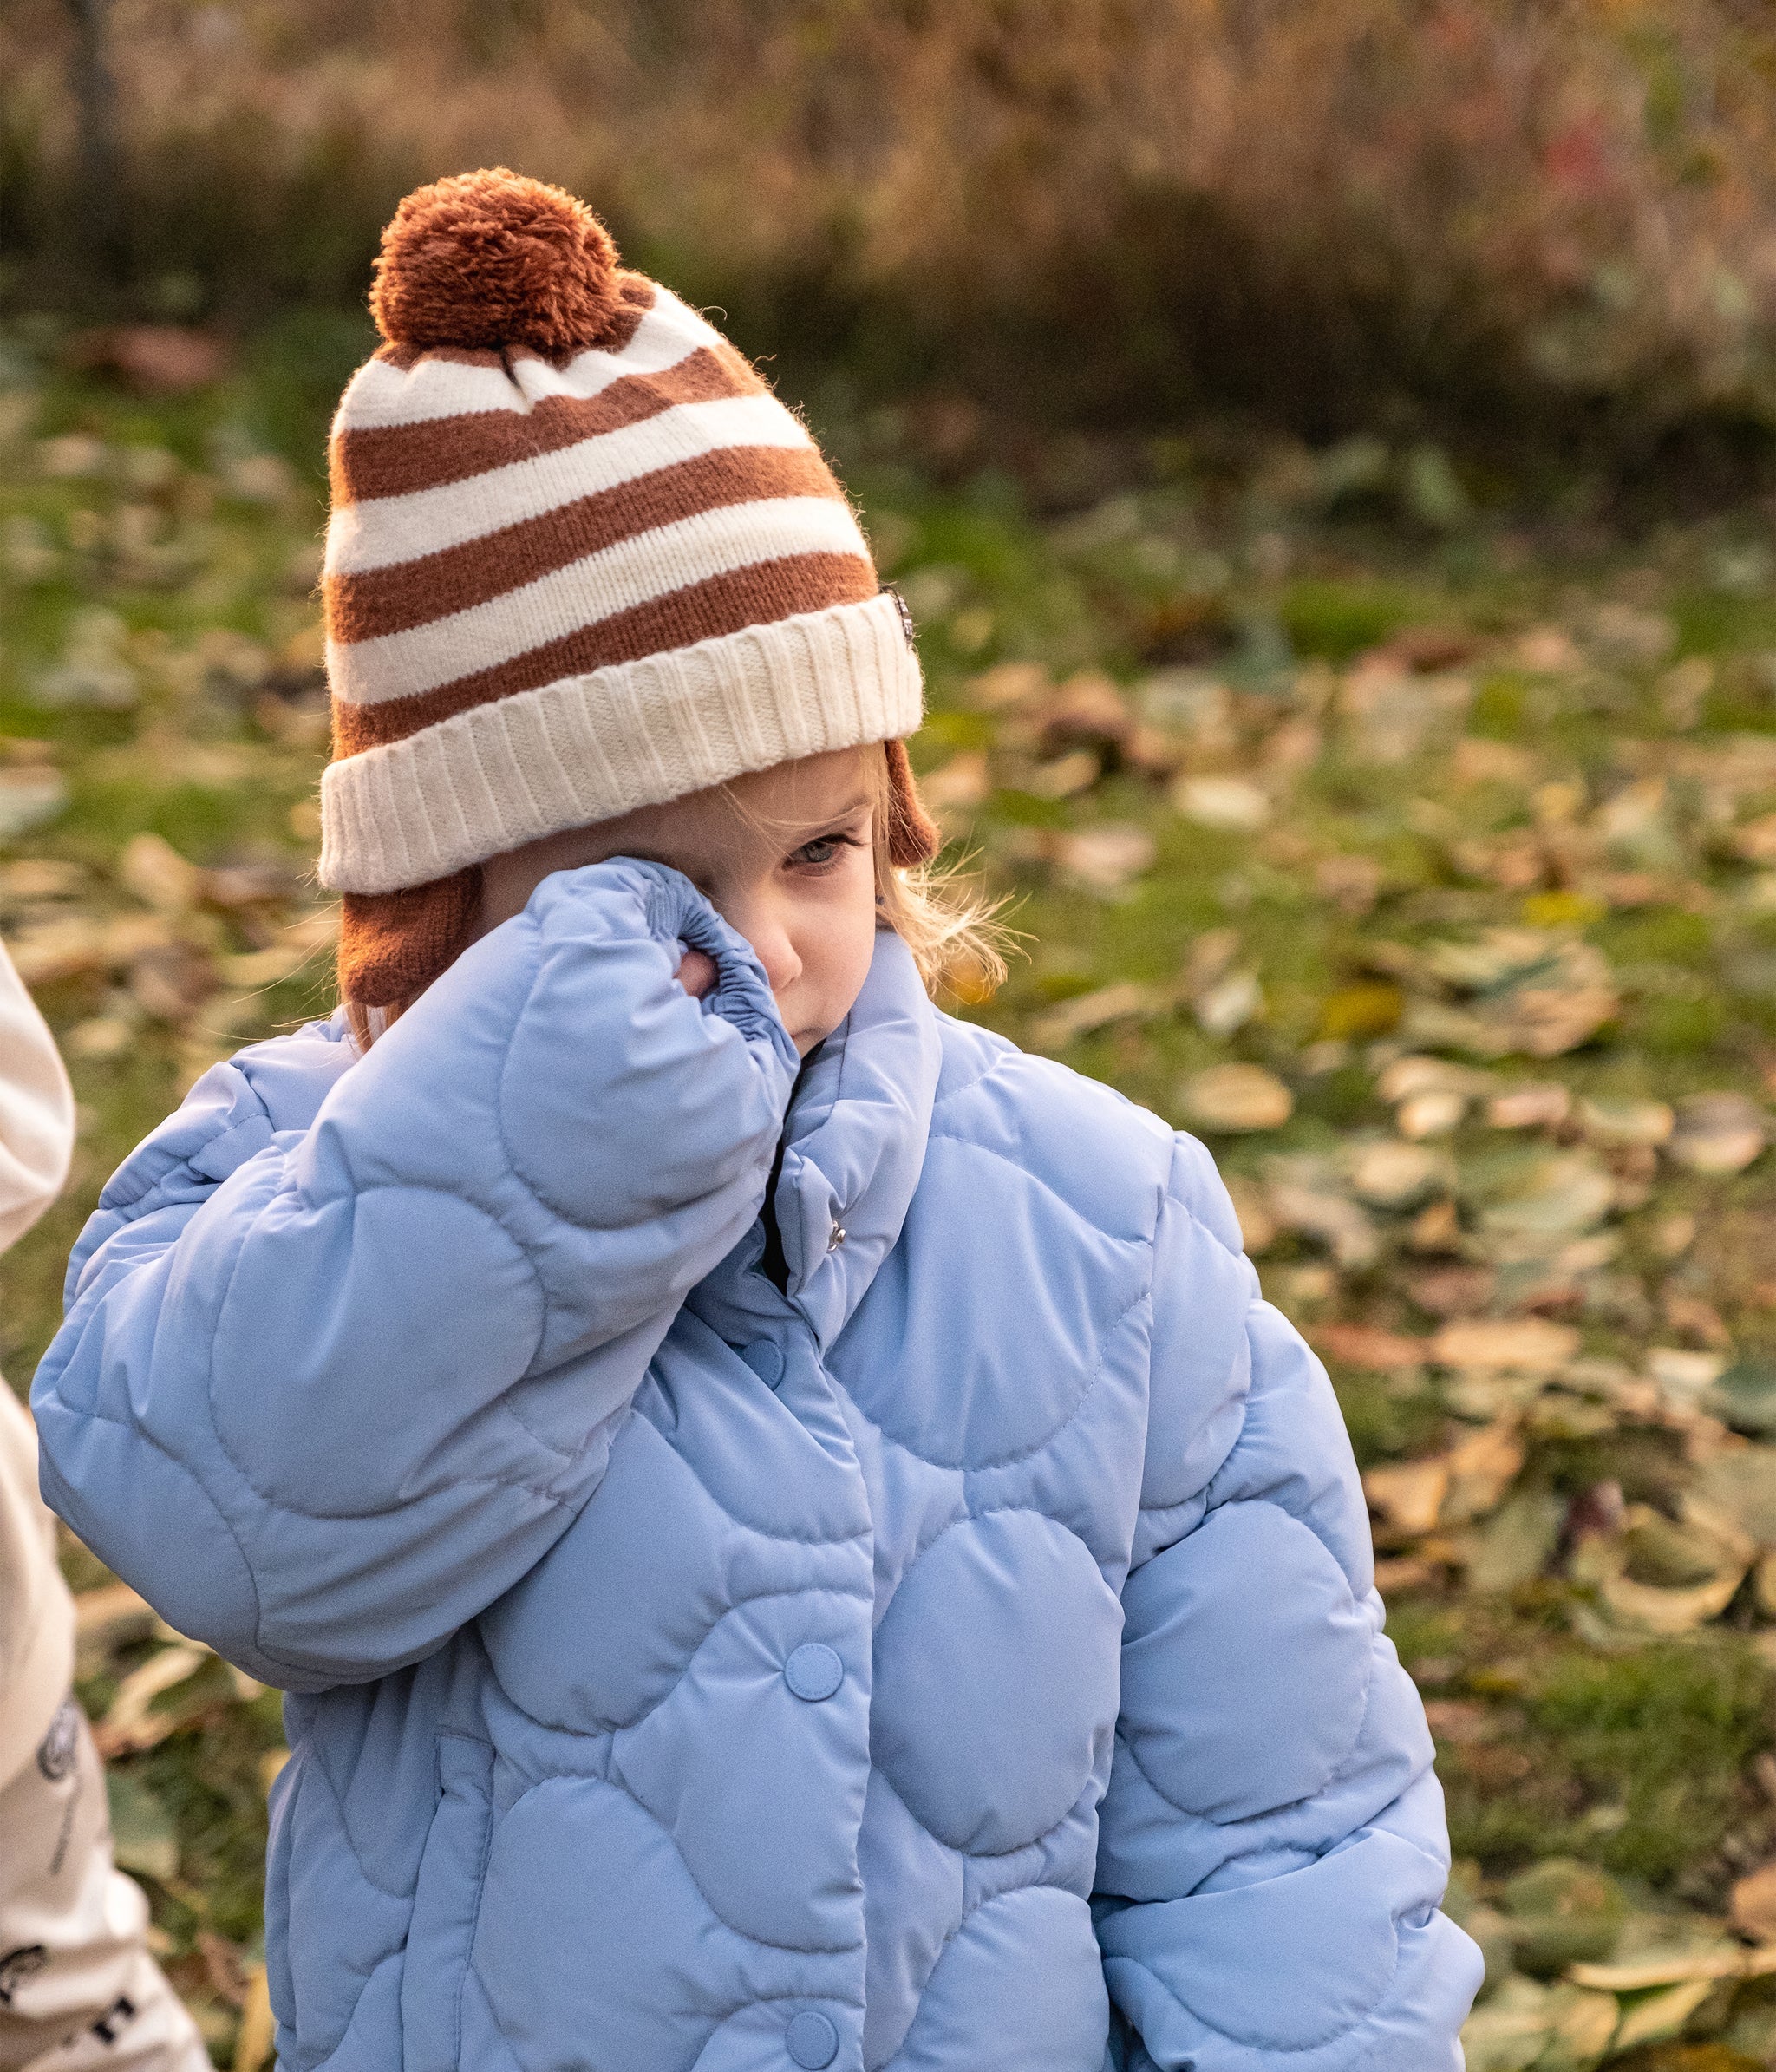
[
  {"x1": 784, "y1": 1642, "x2": 844, "y2": 1703},
  {"x1": 786, "y1": 2010, "x2": 838, "y2": 2069},
  {"x1": 740, "y1": 1340, "x2": 785, "y2": 1389}
]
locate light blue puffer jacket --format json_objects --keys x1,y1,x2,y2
[{"x1": 34, "y1": 860, "x2": 1480, "y2": 2072}]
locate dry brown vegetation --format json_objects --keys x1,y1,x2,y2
[{"x1": 9, "y1": 2, "x2": 1776, "y2": 454}]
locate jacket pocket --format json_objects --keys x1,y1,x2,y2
[{"x1": 401, "y1": 1733, "x2": 495, "y2": 2072}]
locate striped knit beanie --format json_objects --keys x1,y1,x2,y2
[{"x1": 318, "y1": 167, "x2": 937, "y2": 1006}]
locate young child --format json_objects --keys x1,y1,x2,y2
[
  {"x1": 1, "y1": 943, "x2": 209, "y2": 2072},
  {"x1": 34, "y1": 172, "x2": 1481, "y2": 2072}
]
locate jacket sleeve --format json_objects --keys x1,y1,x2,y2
[
  {"x1": 1094, "y1": 1134, "x2": 1483, "y2": 2072},
  {"x1": 32, "y1": 860, "x2": 800, "y2": 1693}
]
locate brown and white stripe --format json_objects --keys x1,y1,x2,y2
[{"x1": 317, "y1": 279, "x2": 922, "y2": 895}]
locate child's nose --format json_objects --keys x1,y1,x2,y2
[
  {"x1": 728, "y1": 899, "x2": 801, "y2": 995},
  {"x1": 751, "y1": 925, "x2": 803, "y2": 997}
]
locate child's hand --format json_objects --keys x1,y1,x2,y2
[{"x1": 675, "y1": 946, "x2": 719, "y2": 1000}]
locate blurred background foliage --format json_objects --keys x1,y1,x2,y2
[
  {"x1": 18, "y1": 7, "x2": 1776, "y2": 2071},
  {"x1": 10, "y1": 0, "x2": 1776, "y2": 492}
]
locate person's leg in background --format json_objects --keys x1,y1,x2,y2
[
  {"x1": 0, "y1": 1391, "x2": 212, "y2": 2072},
  {"x1": 0, "y1": 941, "x2": 210, "y2": 2071}
]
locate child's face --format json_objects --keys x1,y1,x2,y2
[{"x1": 477, "y1": 748, "x2": 881, "y2": 1055}]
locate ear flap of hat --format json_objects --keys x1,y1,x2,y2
[
  {"x1": 883, "y1": 737, "x2": 940, "y2": 867},
  {"x1": 337, "y1": 744, "x2": 939, "y2": 1013},
  {"x1": 337, "y1": 866, "x2": 481, "y2": 1010}
]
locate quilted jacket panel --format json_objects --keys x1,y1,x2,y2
[{"x1": 33, "y1": 860, "x2": 1481, "y2": 2072}]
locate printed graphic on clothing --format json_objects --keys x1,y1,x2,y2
[{"x1": 36, "y1": 1701, "x2": 79, "y2": 1786}]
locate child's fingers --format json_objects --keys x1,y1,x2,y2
[{"x1": 675, "y1": 946, "x2": 719, "y2": 999}]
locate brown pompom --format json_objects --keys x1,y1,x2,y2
[{"x1": 370, "y1": 168, "x2": 622, "y2": 358}]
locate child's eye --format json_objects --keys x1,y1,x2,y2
[{"x1": 789, "y1": 832, "x2": 860, "y2": 871}]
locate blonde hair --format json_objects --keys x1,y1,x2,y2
[
  {"x1": 346, "y1": 742, "x2": 1009, "y2": 1046},
  {"x1": 857, "y1": 746, "x2": 1010, "y2": 1003}
]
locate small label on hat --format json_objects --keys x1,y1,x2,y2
[{"x1": 882, "y1": 586, "x2": 917, "y2": 650}]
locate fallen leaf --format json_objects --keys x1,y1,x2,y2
[
  {"x1": 5, "y1": 914, "x2": 108, "y2": 984},
  {"x1": 1314, "y1": 853, "x2": 1383, "y2": 915},
  {"x1": 1578, "y1": 1095, "x2": 1675, "y2": 1148},
  {"x1": 0, "y1": 857, "x2": 84, "y2": 899},
  {"x1": 218, "y1": 944, "x2": 317, "y2": 990},
  {"x1": 71, "y1": 324, "x2": 231, "y2": 395},
  {"x1": 1706, "y1": 1363, "x2": 1776, "y2": 1438},
  {"x1": 1731, "y1": 1862, "x2": 1776, "y2": 1944},
  {"x1": 969, "y1": 661, "x2": 1048, "y2": 709},
  {"x1": 1431, "y1": 1317, "x2": 1580, "y2": 1374},
  {"x1": 1310, "y1": 1321, "x2": 1427, "y2": 1369},
  {"x1": 1607, "y1": 1977, "x2": 1717, "y2": 2051},
  {"x1": 118, "y1": 831, "x2": 202, "y2": 913},
  {"x1": 1423, "y1": 1698, "x2": 1498, "y2": 1743},
  {"x1": 1570, "y1": 1499, "x2": 1753, "y2": 1637},
  {"x1": 1544, "y1": 1985, "x2": 1621, "y2": 2062},
  {"x1": 1407, "y1": 1198, "x2": 1464, "y2": 1253},
  {"x1": 1463, "y1": 1491, "x2": 1565, "y2": 1592},
  {"x1": 1377, "y1": 1055, "x2": 1492, "y2": 1102},
  {"x1": 1174, "y1": 775, "x2": 1270, "y2": 833},
  {"x1": 1373, "y1": 1553, "x2": 1440, "y2": 1595},
  {"x1": 921, "y1": 751, "x2": 991, "y2": 812},
  {"x1": 1051, "y1": 824, "x2": 1156, "y2": 891},
  {"x1": 1459, "y1": 1977, "x2": 1557, "y2": 2072},
  {"x1": 234, "y1": 1963, "x2": 276, "y2": 2072},
  {"x1": 1365, "y1": 1458, "x2": 1450, "y2": 1535},
  {"x1": 1029, "y1": 981, "x2": 1159, "y2": 1051},
  {"x1": 32, "y1": 606, "x2": 138, "y2": 709},
  {"x1": 1474, "y1": 1151, "x2": 1615, "y2": 1241},
  {"x1": 1266, "y1": 1175, "x2": 1379, "y2": 1266},
  {"x1": 1668, "y1": 1093, "x2": 1766, "y2": 1175},
  {"x1": 1038, "y1": 671, "x2": 1133, "y2": 751},
  {"x1": 1585, "y1": 601, "x2": 1676, "y2": 668},
  {"x1": 68, "y1": 1015, "x2": 134, "y2": 1058},
  {"x1": 0, "y1": 766, "x2": 68, "y2": 837},
  {"x1": 1570, "y1": 1947, "x2": 1776, "y2": 1990},
  {"x1": 1398, "y1": 1088, "x2": 1468, "y2": 1138},
  {"x1": 1028, "y1": 749, "x2": 1100, "y2": 798},
  {"x1": 106, "y1": 1770, "x2": 180, "y2": 1882},
  {"x1": 1514, "y1": 627, "x2": 1584, "y2": 674},
  {"x1": 1499, "y1": 1857, "x2": 1627, "y2": 1977},
  {"x1": 1179, "y1": 1063, "x2": 1294, "y2": 1132},
  {"x1": 1646, "y1": 1346, "x2": 1729, "y2": 1406},
  {"x1": 1412, "y1": 930, "x2": 1619, "y2": 1057},
  {"x1": 1222, "y1": 1174, "x2": 1276, "y2": 1254},
  {"x1": 1348, "y1": 1139, "x2": 1448, "y2": 1207},
  {"x1": 1694, "y1": 1449, "x2": 1776, "y2": 1543},
  {"x1": 74, "y1": 1580, "x2": 157, "y2": 1672},
  {"x1": 1453, "y1": 735, "x2": 1542, "y2": 787},
  {"x1": 1316, "y1": 982, "x2": 1402, "y2": 1039},
  {"x1": 95, "y1": 1640, "x2": 214, "y2": 1756},
  {"x1": 1486, "y1": 1083, "x2": 1573, "y2": 1130},
  {"x1": 1443, "y1": 1419, "x2": 1527, "y2": 1524},
  {"x1": 1194, "y1": 969, "x2": 1263, "y2": 1037},
  {"x1": 128, "y1": 941, "x2": 219, "y2": 1023},
  {"x1": 1408, "y1": 1265, "x2": 1498, "y2": 1316}
]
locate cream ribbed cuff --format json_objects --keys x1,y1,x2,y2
[{"x1": 317, "y1": 592, "x2": 924, "y2": 894}]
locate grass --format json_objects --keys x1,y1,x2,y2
[{"x1": 10, "y1": 326, "x2": 1776, "y2": 2068}]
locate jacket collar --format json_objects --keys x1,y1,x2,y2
[
  {"x1": 772, "y1": 928, "x2": 943, "y2": 1343},
  {"x1": 689, "y1": 928, "x2": 942, "y2": 1349}
]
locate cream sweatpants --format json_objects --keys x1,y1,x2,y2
[
  {"x1": 0, "y1": 1395, "x2": 211, "y2": 2072},
  {"x1": 0, "y1": 944, "x2": 210, "y2": 2072}
]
